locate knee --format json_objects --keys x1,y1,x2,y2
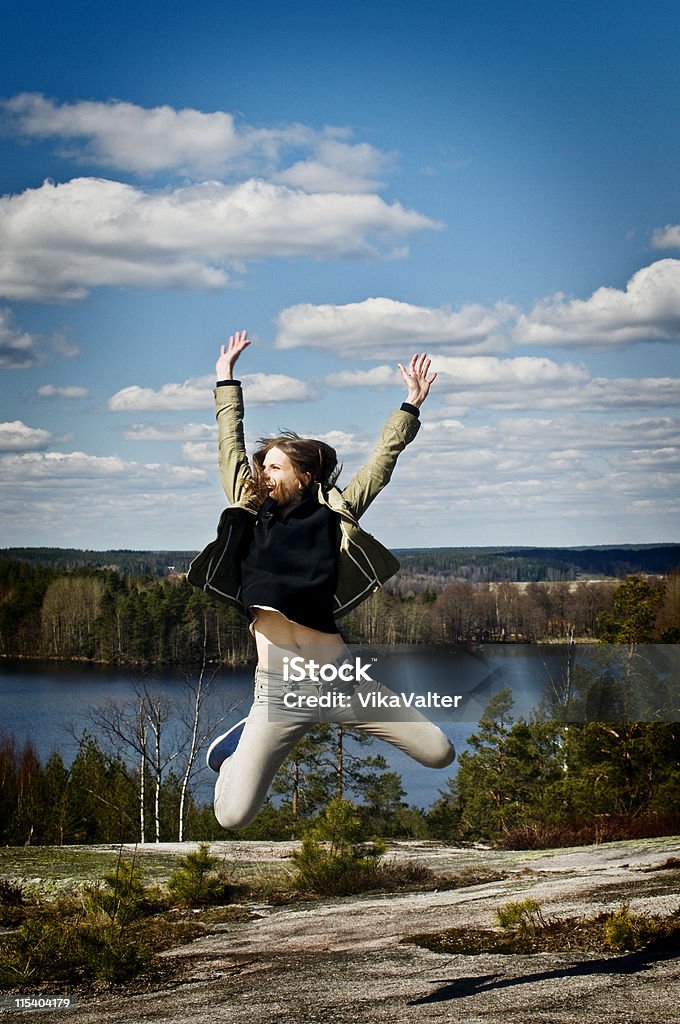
[
  {"x1": 425, "y1": 734, "x2": 456, "y2": 769},
  {"x1": 213, "y1": 799, "x2": 258, "y2": 831},
  {"x1": 213, "y1": 779, "x2": 260, "y2": 830}
]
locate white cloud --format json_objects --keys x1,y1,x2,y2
[
  {"x1": 273, "y1": 139, "x2": 390, "y2": 193},
  {"x1": 325, "y1": 365, "x2": 400, "y2": 388},
  {"x1": 37, "y1": 384, "x2": 89, "y2": 398},
  {"x1": 108, "y1": 376, "x2": 214, "y2": 412},
  {"x1": 0, "y1": 307, "x2": 47, "y2": 367},
  {"x1": 2, "y1": 94, "x2": 250, "y2": 177},
  {"x1": 422, "y1": 355, "x2": 680, "y2": 413},
  {"x1": 614, "y1": 447, "x2": 680, "y2": 471},
  {"x1": 181, "y1": 441, "x2": 215, "y2": 465},
  {"x1": 325, "y1": 354, "x2": 586, "y2": 395},
  {"x1": 275, "y1": 297, "x2": 514, "y2": 357},
  {"x1": 0, "y1": 420, "x2": 55, "y2": 451},
  {"x1": 0, "y1": 177, "x2": 437, "y2": 301},
  {"x1": 514, "y1": 259, "x2": 680, "y2": 349},
  {"x1": 309, "y1": 430, "x2": 361, "y2": 450},
  {"x1": 493, "y1": 415, "x2": 680, "y2": 451},
  {"x1": 343, "y1": 406, "x2": 680, "y2": 546},
  {"x1": 651, "y1": 224, "x2": 680, "y2": 250},
  {"x1": 108, "y1": 372, "x2": 315, "y2": 412},
  {"x1": 0, "y1": 446, "x2": 215, "y2": 547},
  {"x1": 418, "y1": 416, "x2": 680, "y2": 487},
  {"x1": 568, "y1": 377, "x2": 680, "y2": 411},
  {"x1": 2, "y1": 408, "x2": 678, "y2": 549},
  {"x1": 1, "y1": 94, "x2": 392, "y2": 191},
  {"x1": 242, "y1": 373, "x2": 317, "y2": 404},
  {"x1": 434, "y1": 354, "x2": 589, "y2": 387},
  {"x1": 323, "y1": 348, "x2": 680, "y2": 418},
  {"x1": 124, "y1": 422, "x2": 216, "y2": 441},
  {"x1": 275, "y1": 260, "x2": 680, "y2": 359},
  {"x1": 1, "y1": 449, "x2": 205, "y2": 484}
]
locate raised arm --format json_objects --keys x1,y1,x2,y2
[
  {"x1": 214, "y1": 329, "x2": 259, "y2": 512},
  {"x1": 397, "y1": 352, "x2": 437, "y2": 408},
  {"x1": 216, "y1": 328, "x2": 251, "y2": 381},
  {"x1": 341, "y1": 352, "x2": 435, "y2": 519}
]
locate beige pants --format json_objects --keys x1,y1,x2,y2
[{"x1": 213, "y1": 647, "x2": 455, "y2": 830}]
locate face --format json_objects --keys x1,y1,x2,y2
[{"x1": 262, "y1": 447, "x2": 310, "y2": 509}]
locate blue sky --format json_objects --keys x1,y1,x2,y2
[{"x1": 2, "y1": 0, "x2": 680, "y2": 550}]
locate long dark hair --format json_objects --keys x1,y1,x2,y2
[{"x1": 252, "y1": 430, "x2": 341, "y2": 500}]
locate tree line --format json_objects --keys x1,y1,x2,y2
[
  {"x1": 5, "y1": 542, "x2": 680, "y2": 580},
  {"x1": 395, "y1": 543, "x2": 680, "y2": 582},
  {"x1": 431, "y1": 575, "x2": 680, "y2": 847},
  {"x1": 429, "y1": 694, "x2": 680, "y2": 849},
  {"x1": 2, "y1": 555, "x2": 679, "y2": 667},
  {"x1": 0, "y1": 559, "x2": 253, "y2": 665},
  {"x1": 2, "y1": 690, "x2": 678, "y2": 849},
  {"x1": 0, "y1": 724, "x2": 423, "y2": 846},
  {"x1": 2, "y1": 576, "x2": 678, "y2": 849}
]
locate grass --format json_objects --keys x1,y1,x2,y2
[
  {"x1": 0, "y1": 842, "x2": 513, "y2": 907},
  {"x1": 0, "y1": 838, "x2": 463, "y2": 991},
  {"x1": 406, "y1": 902, "x2": 680, "y2": 956},
  {"x1": 0, "y1": 848, "x2": 261, "y2": 991},
  {"x1": 0, "y1": 846, "x2": 289, "y2": 894},
  {"x1": 0, "y1": 847, "x2": 182, "y2": 889}
]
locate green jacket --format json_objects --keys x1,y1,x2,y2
[{"x1": 187, "y1": 382, "x2": 420, "y2": 619}]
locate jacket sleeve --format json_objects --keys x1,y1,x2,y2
[
  {"x1": 215, "y1": 383, "x2": 260, "y2": 512},
  {"x1": 340, "y1": 408, "x2": 420, "y2": 520}
]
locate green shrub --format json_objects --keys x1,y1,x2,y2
[
  {"x1": 291, "y1": 797, "x2": 425, "y2": 897},
  {"x1": 0, "y1": 919, "x2": 74, "y2": 984},
  {"x1": 0, "y1": 879, "x2": 27, "y2": 927},
  {"x1": 408, "y1": 903, "x2": 680, "y2": 956},
  {"x1": 84, "y1": 857, "x2": 165, "y2": 925},
  {"x1": 0, "y1": 878, "x2": 25, "y2": 906},
  {"x1": 496, "y1": 898, "x2": 547, "y2": 937},
  {"x1": 167, "y1": 843, "x2": 236, "y2": 907},
  {"x1": 75, "y1": 922, "x2": 152, "y2": 982},
  {"x1": 603, "y1": 905, "x2": 663, "y2": 952},
  {"x1": 0, "y1": 919, "x2": 152, "y2": 985},
  {"x1": 0, "y1": 856, "x2": 158, "y2": 986}
]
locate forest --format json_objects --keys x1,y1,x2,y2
[
  {"x1": 3, "y1": 665, "x2": 679, "y2": 848},
  {"x1": 1, "y1": 554, "x2": 679, "y2": 666},
  {"x1": 3, "y1": 542, "x2": 680, "y2": 580},
  {"x1": 1, "y1": 573, "x2": 679, "y2": 848}
]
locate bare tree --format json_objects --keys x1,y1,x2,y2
[
  {"x1": 87, "y1": 681, "x2": 179, "y2": 843},
  {"x1": 41, "y1": 576, "x2": 104, "y2": 656},
  {"x1": 175, "y1": 660, "x2": 233, "y2": 841},
  {"x1": 173, "y1": 606, "x2": 243, "y2": 840},
  {"x1": 87, "y1": 656, "x2": 241, "y2": 842}
]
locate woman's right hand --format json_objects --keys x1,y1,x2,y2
[{"x1": 216, "y1": 329, "x2": 251, "y2": 380}]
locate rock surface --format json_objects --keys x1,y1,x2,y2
[{"x1": 24, "y1": 837, "x2": 680, "y2": 1023}]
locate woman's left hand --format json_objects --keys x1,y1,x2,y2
[{"x1": 397, "y1": 353, "x2": 437, "y2": 408}]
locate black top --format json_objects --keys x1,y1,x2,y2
[
  {"x1": 216, "y1": 377, "x2": 419, "y2": 632},
  {"x1": 240, "y1": 494, "x2": 340, "y2": 634}
]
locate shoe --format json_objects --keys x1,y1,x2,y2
[{"x1": 206, "y1": 718, "x2": 247, "y2": 772}]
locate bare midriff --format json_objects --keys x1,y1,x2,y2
[{"x1": 251, "y1": 606, "x2": 344, "y2": 665}]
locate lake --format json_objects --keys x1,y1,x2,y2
[{"x1": 0, "y1": 644, "x2": 581, "y2": 808}]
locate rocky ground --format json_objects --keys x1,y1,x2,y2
[{"x1": 4, "y1": 836, "x2": 680, "y2": 1023}]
